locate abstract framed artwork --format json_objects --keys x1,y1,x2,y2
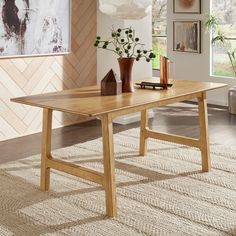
[
  {"x1": 0, "y1": 0, "x2": 71, "y2": 58},
  {"x1": 173, "y1": 0, "x2": 201, "y2": 14},
  {"x1": 173, "y1": 20, "x2": 201, "y2": 54}
]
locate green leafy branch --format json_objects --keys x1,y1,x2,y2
[{"x1": 94, "y1": 27, "x2": 156, "y2": 62}]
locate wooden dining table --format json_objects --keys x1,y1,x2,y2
[{"x1": 11, "y1": 79, "x2": 226, "y2": 218}]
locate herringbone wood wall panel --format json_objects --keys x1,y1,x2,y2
[{"x1": 0, "y1": 0, "x2": 97, "y2": 141}]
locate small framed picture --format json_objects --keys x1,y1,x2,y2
[
  {"x1": 173, "y1": 0, "x2": 201, "y2": 14},
  {"x1": 173, "y1": 20, "x2": 201, "y2": 54}
]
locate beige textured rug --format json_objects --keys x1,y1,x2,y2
[{"x1": 0, "y1": 128, "x2": 236, "y2": 236}]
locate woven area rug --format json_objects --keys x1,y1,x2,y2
[{"x1": 0, "y1": 128, "x2": 236, "y2": 236}]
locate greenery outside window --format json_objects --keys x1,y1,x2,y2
[
  {"x1": 152, "y1": 0, "x2": 167, "y2": 70},
  {"x1": 211, "y1": 0, "x2": 236, "y2": 78}
]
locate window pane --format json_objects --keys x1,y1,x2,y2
[
  {"x1": 212, "y1": 0, "x2": 236, "y2": 77},
  {"x1": 152, "y1": 0, "x2": 167, "y2": 70},
  {"x1": 212, "y1": 1, "x2": 236, "y2": 33},
  {"x1": 212, "y1": 40, "x2": 236, "y2": 77},
  {"x1": 152, "y1": 37, "x2": 167, "y2": 70}
]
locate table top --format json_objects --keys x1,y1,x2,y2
[{"x1": 11, "y1": 79, "x2": 227, "y2": 117}]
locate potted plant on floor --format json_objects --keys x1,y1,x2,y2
[{"x1": 94, "y1": 27, "x2": 156, "y2": 93}]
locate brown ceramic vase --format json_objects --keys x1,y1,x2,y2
[{"x1": 118, "y1": 58, "x2": 135, "y2": 93}]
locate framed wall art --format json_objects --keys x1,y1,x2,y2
[
  {"x1": 173, "y1": 0, "x2": 201, "y2": 14},
  {"x1": 173, "y1": 20, "x2": 201, "y2": 54},
  {"x1": 0, "y1": 0, "x2": 71, "y2": 58}
]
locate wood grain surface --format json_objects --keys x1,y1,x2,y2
[{"x1": 11, "y1": 80, "x2": 227, "y2": 117}]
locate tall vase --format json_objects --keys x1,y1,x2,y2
[{"x1": 118, "y1": 58, "x2": 135, "y2": 93}]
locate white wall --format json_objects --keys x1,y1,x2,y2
[
  {"x1": 167, "y1": 0, "x2": 236, "y2": 106},
  {"x1": 97, "y1": 9, "x2": 152, "y2": 83}
]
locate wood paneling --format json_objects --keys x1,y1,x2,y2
[{"x1": 0, "y1": 0, "x2": 97, "y2": 141}]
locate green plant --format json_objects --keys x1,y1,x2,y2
[
  {"x1": 228, "y1": 49, "x2": 236, "y2": 75},
  {"x1": 205, "y1": 14, "x2": 219, "y2": 32},
  {"x1": 205, "y1": 15, "x2": 236, "y2": 76},
  {"x1": 94, "y1": 27, "x2": 156, "y2": 62}
]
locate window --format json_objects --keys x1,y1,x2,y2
[
  {"x1": 212, "y1": 0, "x2": 236, "y2": 78},
  {"x1": 152, "y1": 0, "x2": 167, "y2": 70}
]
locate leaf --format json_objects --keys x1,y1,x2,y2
[
  {"x1": 205, "y1": 14, "x2": 219, "y2": 32},
  {"x1": 211, "y1": 34, "x2": 226, "y2": 45},
  {"x1": 227, "y1": 51, "x2": 236, "y2": 76},
  {"x1": 232, "y1": 49, "x2": 236, "y2": 61}
]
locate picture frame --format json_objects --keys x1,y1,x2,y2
[
  {"x1": 0, "y1": 0, "x2": 71, "y2": 59},
  {"x1": 173, "y1": 0, "x2": 201, "y2": 14},
  {"x1": 173, "y1": 20, "x2": 201, "y2": 54}
]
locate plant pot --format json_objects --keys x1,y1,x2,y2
[{"x1": 118, "y1": 58, "x2": 135, "y2": 93}]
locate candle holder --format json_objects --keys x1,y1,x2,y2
[{"x1": 160, "y1": 55, "x2": 175, "y2": 89}]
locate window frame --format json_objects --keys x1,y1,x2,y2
[
  {"x1": 152, "y1": 35, "x2": 167, "y2": 71},
  {"x1": 210, "y1": 1, "x2": 236, "y2": 79}
]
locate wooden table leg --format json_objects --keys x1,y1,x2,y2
[
  {"x1": 41, "y1": 108, "x2": 53, "y2": 191},
  {"x1": 140, "y1": 109, "x2": 148, "y2": 156},
  {"x1": 101, "y1": 114, "x2": 117, "y2": 217},
  {"x1": 198, "y1": 92, "x2": 211, "y2": 172}
]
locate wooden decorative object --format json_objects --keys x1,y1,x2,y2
[
  {"x1": 160, "y1": 55, "x2": 170, "y2": 88},
  {"x1": 136, "y1": 82, "x2": 173, "y2": 90},
  {"x1": 101, "y1": 69, "x2": 122, "y2": 96}
]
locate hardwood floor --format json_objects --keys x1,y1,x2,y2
[
  {"x1": 0, "y1": 103, "x2": 235, "y2": 164},
  {"x1": 151, "y1": 103, "x2": 236, "y2": 145}
]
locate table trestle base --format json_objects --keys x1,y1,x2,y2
[
  {"x1": 139, "y1": 92, "x2": 210, "y2": 172},
  {"x1": 145, "y1": 130, "x2": 201, "y2": 148},
  {"x1": 46, "y1": 158, "x2": 104, "y2": 186}
]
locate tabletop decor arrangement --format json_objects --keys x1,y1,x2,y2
[
  {"x1": 94, "y1": 26, "x2": 156, "y2": 93},
  {"x1": 136, "y1": 55, "x2": 173, "y2": 91}
]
